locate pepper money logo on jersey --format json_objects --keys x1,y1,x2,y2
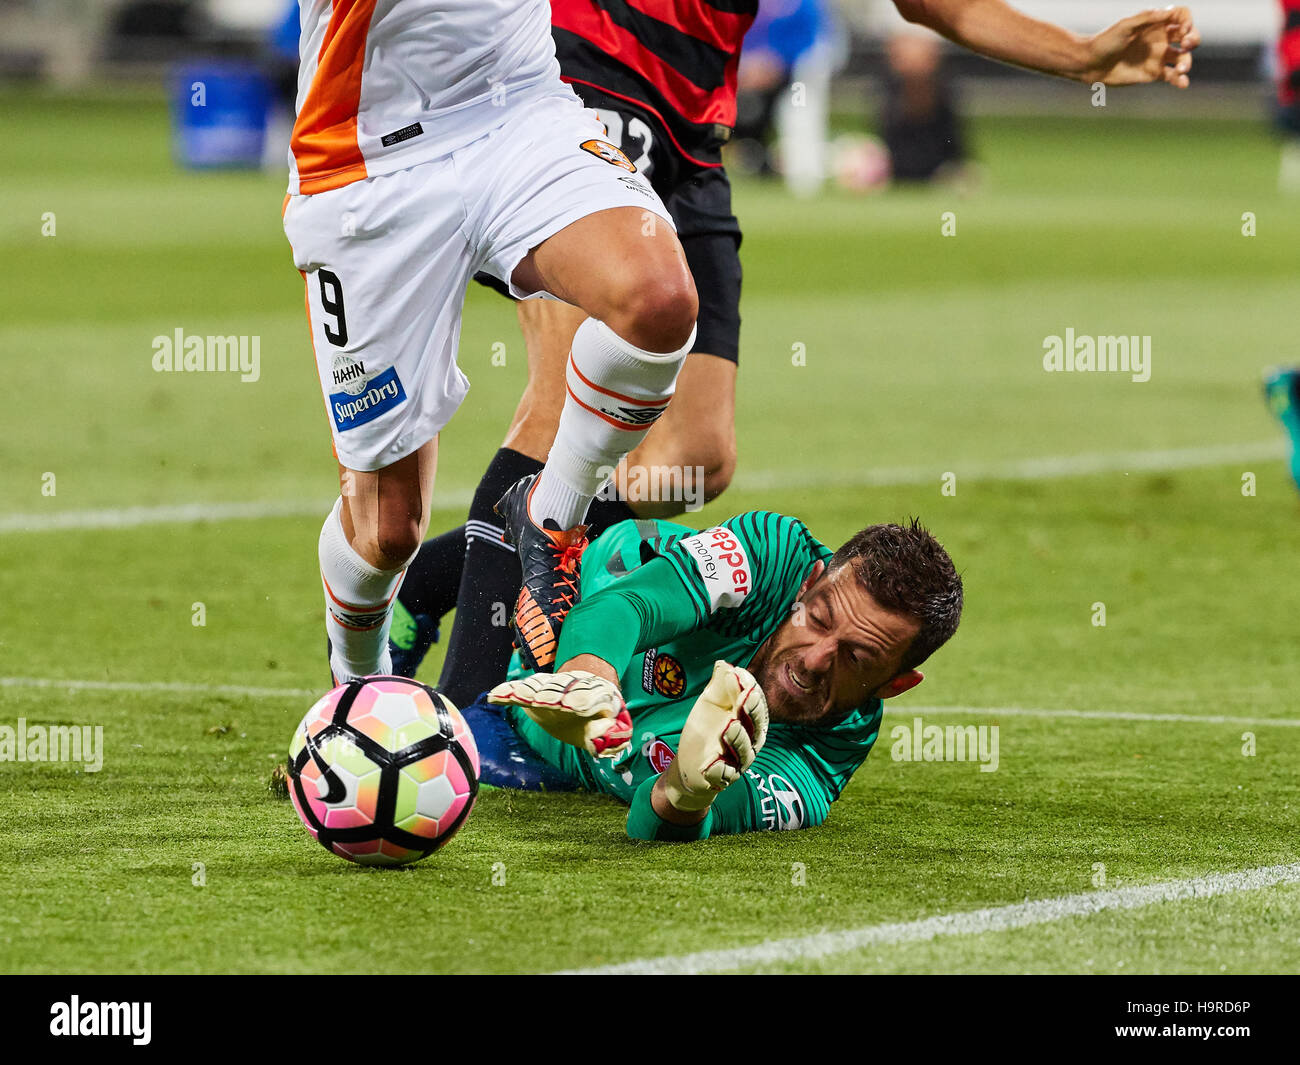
[
  {"x1": 328, "y1": 360, "x2": 407, "y2": 433},
  {"x1": 678, "y1": 527, "x2": 752, "y2": 612}
]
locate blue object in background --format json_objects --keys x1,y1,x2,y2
[
  {"x1": 746, "y1": 0, "x2": 834, "y2": 73},
  {"x1": 270, "y1": 0, "x2": 302, "y2": 64},
  {"x1": 171, "y1": 61, "x2": 271, "y2": 168}
]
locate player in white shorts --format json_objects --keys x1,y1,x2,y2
[{"x1": 283, "y1": 0, "x2": 698, "y2": 684}]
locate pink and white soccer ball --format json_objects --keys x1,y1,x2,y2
[{"x1": 287, "y1": 677, "x2": 480, "y2": 866}]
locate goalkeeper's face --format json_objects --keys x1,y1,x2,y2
[{"x1": 750, "y1": 562, "x2": 921, "y2": 726}]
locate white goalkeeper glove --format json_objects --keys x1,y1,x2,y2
[
  {"x1": 487, "y1": 671, "x2": 633, "y2": 759},
  {"x1": 661, "y1": 660, "x2": 769, "y2": 813}
]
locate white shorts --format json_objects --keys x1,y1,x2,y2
[{"x1": 284, "y1": 91, "x2": 673, "y2": 472}]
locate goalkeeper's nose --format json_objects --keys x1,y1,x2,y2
[{"x1": 801, "y1": 637, "x2": 837, "y2": 676}]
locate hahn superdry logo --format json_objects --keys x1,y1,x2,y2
[
  {"x1": 580, "y1": 138, "x2": 636, "y2": 172},
  {"x1": 679, "y1": 527, "x2": 752, "y2": 612},
  {"x1": 748, "y1": 770, "x2": 804, "y2": 831},
  {"x1": 328, "y1": 360, "x2": 406, "y2": 432},
  {"x1": 331, "y1": 354, "x2": 368, "y2": 390}
]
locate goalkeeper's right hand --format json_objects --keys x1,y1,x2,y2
[
  {"x1": 660, "y1": 660, "x2": 769, "y2": 813},
  {"x1": 486, "y1": 671, "x2": 633, "y2": 759}
]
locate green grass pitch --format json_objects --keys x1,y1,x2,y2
[{"x1": 1, "y1": 89, "x2": 1298, "y2": 974}]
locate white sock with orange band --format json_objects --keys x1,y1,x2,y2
[
  {"x1": 529, "y1": 317, "x2": 695, "y2": 530},
  {"x1": 319, "y1": 497, "x2": 409, "y2": 682}
]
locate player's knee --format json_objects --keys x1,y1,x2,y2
[
  {"x1": 352, "y1": 515, "x2": 424, "y2": 571},
  {"x1": 686, "y1": 432, "x2": 736, "y2": 505},
  {"x1": 376, "y1": 521, "x2": 423, "y2": 570},
  {"x1": 609, "y1": 270, "x2": 698, "y2": 354},
  {"x1": 700, "y1": 440, "x2": 737, "y2": 503}
]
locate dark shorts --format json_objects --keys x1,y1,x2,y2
[{"x1": 474, "y1": 95, "x2": 742, "y2": 363}]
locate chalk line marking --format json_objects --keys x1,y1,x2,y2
[
  {"x1": 557, "y1": 862, "x2": 1300, "y2": 975},
  {"x1": 2, "y1": 441, "x2": 1282, "y2": 534}
]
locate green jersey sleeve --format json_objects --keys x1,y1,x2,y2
[{"x1": 555, "y1": 555, "x2": 703, "y2": 673}]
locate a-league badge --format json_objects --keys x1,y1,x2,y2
[{"x1": 652, "y1": 653, "x2": 686, "y2": 698}]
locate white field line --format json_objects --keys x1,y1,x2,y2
[
  {"x1": 557, "y1": 862, "x2": 1300, "y2": 975},
  {"x1": 734, "y1": 440, "x2": 1284, "y2": 492},
  {"x1": 1, "y1": 441, "x2": 1283, "y2": 534},
  {"x1": 3, "y1": 678, "x2": 1297, "y2": 731},
  {"x1": 0, "y1": 676, "x2": 317, "y2": 699},
  {"x1": 907, "y1": 705, "x2": 1300, "y2": 729}
]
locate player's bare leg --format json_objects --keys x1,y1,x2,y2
[
  {"x1": 496, "y1": 206, "x2": 698, "y2": 669},
  {"x1": 616, "y1": 354, "x2": 736, "y2": 517},
  {"x1": 320, "y1": 438, "x2": 437, "y2": 683},
  {"x1": 502, "y1": 299, "x2": 737, "y2": 513}
]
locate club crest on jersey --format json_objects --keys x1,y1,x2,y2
[
  {"x1": 652, "y1": 653, "x2": 686, "y2": 698},
  {"x1": 580, "y1": 138, "x2": 637, "y2": 172},
  {"x1": 329, "y1": 365, "x2": 407, "y2": 431},
  {"x1": 646, "y1": 739, "x2": 675, "y2": 774}
]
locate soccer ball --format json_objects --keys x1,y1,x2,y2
[{"x1": 287, "y1": 677, "x2": 480, "y2": 866}]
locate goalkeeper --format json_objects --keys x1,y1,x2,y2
[{"x1": 462, "y1": 512, "x2": 963, "y2": 841}]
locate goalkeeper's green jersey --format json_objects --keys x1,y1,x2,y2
[{"x1": 506, "y1": 512, "x2": 886, "y2": 836}]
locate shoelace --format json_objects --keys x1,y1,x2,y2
[{"x1": 554, "y1": 541, "x2": 585, "y2": 576}]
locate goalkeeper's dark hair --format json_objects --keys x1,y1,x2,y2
[{"x1": 829, "y1": 518, "x2": 963, "y2": 672}]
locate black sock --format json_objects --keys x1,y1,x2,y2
[
  {"x1": 437, "y1": 448, "x2": 544, "y2": 706},
  {"x1": 398, "y1": 526, "x2": 467, "y2": 621},
  {"x1": 585, "y1": 494, "x2": 638, "y2": 537}
]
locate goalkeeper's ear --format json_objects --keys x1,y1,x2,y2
[
  {"x1": 875, "y1": 670, "x2": 923, "y2": 700},
  {"x1": 796, "y1": 559, "x2": 827, "y2": 600}
]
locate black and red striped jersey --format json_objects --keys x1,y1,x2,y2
[
  {"x1": 550, "y1": 0, "x2": 757, "y2": 168},
  {"x1": 1282, "y1": 1, "x2": 1300, "y2": 106}
]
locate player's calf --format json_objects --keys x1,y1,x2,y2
[
  {"x1": 320, "y1": 498, "x2": 415, "y2": 683},
  {"x1": 321, "y1": 449, "x2": 433, "y2": 683}
]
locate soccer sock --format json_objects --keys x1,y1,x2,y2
[
  {"x1": 436, "y1": 449, "x2": 641, "y2": 706},
  {"x1": 529, "y1": 317, "x2": 694, "y2": 530},
  {"x1": 586, "y1": 494, "x2": 638, "y2": 535},
  {"x1": 319, "y1": 497, "x2": 410, "y2": 682},
  {"x1": 397, "y1": 526, "x2": 467, "y2": 620},
  {"x1": 437, "y1": 448, "x2": 542, "y2": 707}
]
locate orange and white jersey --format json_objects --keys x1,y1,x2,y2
[{"x1": 288, "y1": 0, "x2": 569, "y2": 195}]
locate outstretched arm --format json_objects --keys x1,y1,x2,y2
[{"x1": 893, "y1": 1, "x2": 1199, "y2": 87}]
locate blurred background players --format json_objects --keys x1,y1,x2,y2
[{"x1": 733, "y1": 0, "x2": 840, "y2": 196}]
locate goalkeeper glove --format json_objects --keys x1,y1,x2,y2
[
  {"x1": 661, "y1": 660, "x2": 769, "y2": 813},
  {"x1": 487, "y1": 671, "x2": 633, "y2": 759}
]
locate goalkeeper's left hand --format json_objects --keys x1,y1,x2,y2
[
  {"x1": 487, "y1": 671, "x2": 633, "y2": 759},
  {"x1": 660, "y1": 660, "x2": 769, "y2": 813}
]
